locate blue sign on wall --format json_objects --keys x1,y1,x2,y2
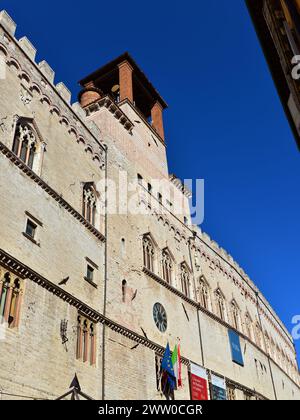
[{"x1": 228, "y1": 329, "x2": 244, "y2": 367}]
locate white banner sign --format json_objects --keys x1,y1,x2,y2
[
  {"x1": 211, "y1": 374, "x2": 226, "y2": 390},
  {"x1": 190, "y1": 363, "x2": 207, "y2": 380}
]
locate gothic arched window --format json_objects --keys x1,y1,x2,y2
[
  {"x1": 143, "y1": 235, "x2": 155, "y2": 272},
  {"x1": 180, "y1": 263, "x2": 190, "y2": 298},
  {"x1": 0, "y1": 272, "x2": 22, "y2": 328},
  {"x1": 76, "y1": 315, "x2": 96, "y2": 366},
  {"x1": 215, "y1": 289, "x2": 226, "y2": 321},
  {"x1": 0, "y1": 273, "x2": 10, "y2": 320},
  {"x1": 83, "y1": 184, "x2": 97, "y2": 226},
  {"x1": 8, "y1": 278, "x2": 21, "y2": 327},
  {"x1": 264, "y1": 332, "x2": 270, "y2": 355},
  {"x1": 231, "y1": 300, "x2": 240, "y2": 330},
  {"x1": 255, "y1": 322, "x2": 263, "y2": 349},
  {"x1": 270, "y1": 338, "x2": 276, "y2": 360},
  {"x1": 162, "y1": 249, "x2": 172, "y2": 285},
  {"x1": 245, "y1": 312, "x2": 253, "y2": 340},
  {"x1": 198, "y1": 277, "x2": 210, "y2": 310},
  {"x1": 12, "y1": 122, "x2": 37, "y2": 169}
]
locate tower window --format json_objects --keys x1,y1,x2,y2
[
  {"x1": 121, "y1": 238, "x2": 126, "y2": 257},
  {"x1": 137, "y1": 174, "x2": 143, "y2": 186},
  {"x1": 166, "y1": 200, "x2": 173, "y2": 209},
  {"x1": 84, "y1": 258, "x2": 98, "y2": 287},
  {"x1": 25, "y1": 219, "x2": 37, "y2": 239},
  {"x1": 122, "y1": 280, "x2": 127, "y2": 303},
  {"x1": 148, "y1": 183, "x2": 152, "y2": 194},
  {"x1": 86, "y1": 265, "x2": 94, "y2": 282},
  {"x1": 157, "y1": 193, "x2": 162, "y2": 204}
]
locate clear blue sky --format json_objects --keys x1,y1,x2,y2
[{"x1": 2, "y1": 1, "x2": 300, "y2": 361}]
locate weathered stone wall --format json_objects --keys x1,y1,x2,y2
[
  {"x1": 0, "y1": 9, "x2": 299, "y2": 401},
  {"x1": 0, "y1": 277, "x2": 103, "y2": 400},
  {"x1": 0, "y1": 11, "x2": 105, "y2": 400},
  {"x1": 88, "y1": 97, "x2": 300, "y2": 399}
]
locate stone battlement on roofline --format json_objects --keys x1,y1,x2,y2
[
  {"x1": 0, "y1": 10, "x2": 104, "y2": 149},
  {"x1": 0, "y1": 9, "x2": 293, "y2": 345}
]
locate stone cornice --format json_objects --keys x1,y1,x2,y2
[
  {"x1": 1, "y1": 248, "x2": 299, "y2": 393},
  {"x1": 85, "y1": 95, "x2": 134, "y2": 134},
  {"x1": 141, "y1": 198, "x2": 295, "y2": 352},
  {"x1": 118, "y1": 98, "x2": 166, "y2": 146},
  {"x1": 143, "y1": 267, "x2": 300, "y2": 388},
  {"x1": 143, "y1": 267, "x2": 198, "y2": 308},
  {"x1": 0, "y1": 247, "x2": 185, "y2": 362},
  {"x1": 169, "y1": 174, "x2": 192, "y2": 199},
  {"x1": 141, "y1": 199, "x2": 294, "y2": 353},
  {"x1": 0, "y1": 141, "x2": 105, "y2": 243}
]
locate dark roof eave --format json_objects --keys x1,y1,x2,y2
[
  {"x1": 79, "y1": 52, "x2": 168, "y2": 109},
  {"x1": 246, "y1": 0, "x2": 300, "y2": 151}
]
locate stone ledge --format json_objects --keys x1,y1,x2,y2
[
  {"x1": 142, "y1": 267, "x2": 299, "y2": 385},
  {"x1": 85, "y1": 95, "x2": 134, "y2": 134},
  {"x1": 0, "y1": 248, "x2": 298, "y2": 393},
  {"x1": 0, "y1": 141, "x2": 105, "y2": 243}
]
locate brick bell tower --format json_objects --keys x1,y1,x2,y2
[{"x1": 78, "y1": 52, "x2": 168, "y2": 141}]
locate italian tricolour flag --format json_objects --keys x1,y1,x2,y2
[{"x1": 171, "y1": 343, "x2": 182, "y2": 388}]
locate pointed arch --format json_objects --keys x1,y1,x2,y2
[
  {"x1": 264, "y1": 331, "x2": 271, "y2": 356},
  {"x1": 214, "y1": 288, "x2": 227, "y2": 321},
  {"x1": 143, "y1": 233, "x2": 156, "y2": 273},
  {"x1": 244, "y1": 311, "x2": 253, "y2": 341},
  {"x1": 197, "y1": 276, "x2": 210, "y2": 310},
  {"x1": 254, "y1": 321, "x2": 263, "y2": 350},
  {"x1": 180, "y1": 262, "x2": 191, "y2": 298},
  {"x1": 230, "y1": 299, "x2": 241, "y2": 331},
  {"x1": 161, "y1": 247, "x2": 174, "y2": 285},
  {"x1": 12, "y1": 117, "x2": 45, "y2": 172},
  {"x1": 82, "y1": 182, "x2": 99, "y2": 226}
]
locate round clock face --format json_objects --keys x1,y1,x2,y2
[{"x1": 153, "y1": 303, "x2": 167, "y2": 333}]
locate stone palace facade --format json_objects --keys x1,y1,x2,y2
[{"x1": 0, "y1": 10, "x2": 299, "y2": 400}]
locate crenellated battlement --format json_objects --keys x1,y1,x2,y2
[
  {"x1": 0, "y1": 9, "x2": 105, "y2": 159},
  {"x1": 191, "y1": 225, "x2": 294, "y2": 349},
  {"x1": 0, "y1": 8, "x2": 299, "y2": 400}
]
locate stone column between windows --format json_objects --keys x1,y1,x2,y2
[
  {"x1": 17, "y1": 139, "x2": 22, "y2": 158},
  {"x1": 0, "y1": 281, "x2": 3, "y2": 302},
  {"x1": 3, "y1": 285, "x2": 13, "y2": 323},
  {"x1": 77, "y1": 326, "x2": 83, "y2": 359},
  {"x1": 151, "y1": 101, "x2": 165, "y2": 141},
  {"x1": 83, "y1": 330, "x2": 89, "y2": 363},
  {"x1": 118, "y1": 60, "x2": 134, "y2": 103},
  {"x1": 91, "y1": 332, "x2": 97, "y2": 365},
  {"x1": 13, "y1": 290, "x2": 23, "y2": 328}
]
